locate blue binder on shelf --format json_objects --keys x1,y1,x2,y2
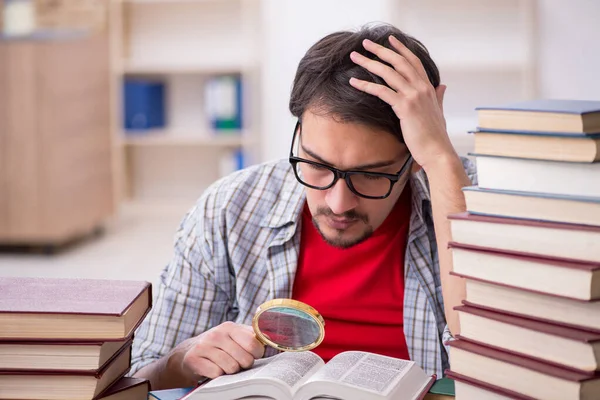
[{"x1": 123, "y1": 79, "x2": 166, "y2": 132}]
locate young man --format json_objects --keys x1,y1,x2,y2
[{"x1": 131, "y1": 24, "x2": 476, "y2": 390}]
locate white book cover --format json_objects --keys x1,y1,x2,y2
[{"x1": 474, "y1": 154, "x2": 600, "y2": 198}]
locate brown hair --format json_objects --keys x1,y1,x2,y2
[{"x1": 289, "y1": 23, "x2": 440, "y2": 142}]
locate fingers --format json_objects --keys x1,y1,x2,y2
[
  {"x1": 220, "y1": 333, "x2": 258, "y2": 369},
  {"x1": 229, "y1": 324, "x2": 266, "y2": 359},
  {"x1": 350, "y1": 37, "x2": 445, "y2": 115},
  {"x1": 350, "y1": 50, "x2": 412, "y2": 94},
  {"x1": 349, "y1": 77, "x2": 401, "y2": 110},
  {"x1": 361, "y1": 38, "x2": 422, "y2": 84},
  {"x1": 388, "y1": 35, "x2": 430, "y2": 82},
  {"x1": 183, "y1": 349, "x2": 230, "y2": 379},
  {"x1": 181, "y1": 322, "x2": 265, "y2": 380}
]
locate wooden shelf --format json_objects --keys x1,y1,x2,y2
[
  {"x1": 0, "y1": 29, "x2": 90, "y2": 42},
  {"x1": 123, "y1": 0, "x2": 230, "y2": 4},
  {"x1": 436, "y1": 60, "x2": 528, "y2": 73},
  {"x1": 122, "y1": 60, "x2": 247, "y2": 75},
  {"x1": 122, "y1": 130, "x2": 250, "y2": 147}
]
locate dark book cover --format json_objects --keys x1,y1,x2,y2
[{"x1": 95, "y1": 377, "x2": 149, "y2": 399}]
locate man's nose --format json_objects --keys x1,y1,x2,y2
[{"x1": 325, "y1": 178, "x2": 359, "y2": 215}]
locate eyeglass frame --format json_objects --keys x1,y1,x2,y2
[{"x1": 288, "y1": 120, "x2": 413, "y2": 200}]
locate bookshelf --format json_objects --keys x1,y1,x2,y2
[
  {"x1": 392, "y1": 0, "x2": 538, "y2": 157},
  {"x1": 122, "y1": 130, "x2": 250, "y2": 147},
  {"x1": 109, "y1": 0, "x2": 261, "y2": 203},
  {"x1": 0, "y1": 22, "x2": 113, "y2": 246}
]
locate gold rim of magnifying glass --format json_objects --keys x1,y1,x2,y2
[{"x1": 252, "y1": 298, "x2": 325, "y2": 352}]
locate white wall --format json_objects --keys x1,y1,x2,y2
[
  {"x1": 259, "y1": 0, "x2": 394, "y2": 162},
  {"x1": 258, "y1": 0, "x2": 600, "y2": 162},
  {"x1": 538, "y1": 0, "x2": 600, "y2": 100}
]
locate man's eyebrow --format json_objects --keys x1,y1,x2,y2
[{"x1": 300, "y1": 143, "x2": 399, "y2": 171}]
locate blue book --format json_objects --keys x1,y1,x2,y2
[
  {"x1": 148, "y1": 387, "x2": 194, "y2": 400},
  {"x1": 475, "y1": 99, "x2": 600, "y2": 135}
]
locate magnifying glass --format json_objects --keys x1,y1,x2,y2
[{"x1": 252, "y1": 299, "x2": 325, "y2": 352}]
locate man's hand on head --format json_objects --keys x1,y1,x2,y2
[{"x1": 348, "y1": 35, "x2": 458, "y2": 174}]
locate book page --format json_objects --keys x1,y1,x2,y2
[
  {"x1": 200, "y1": 357, "x2": 272, "y2": 389},
  {"x1": 304, "y1": 351, "x2": 414, "y2": 396},
  {"x1": 255, "y1": 351, "x2": 324, "y2": 392},
  {"x1": 199, "y1": 351, "x2": 324, "y2": 392}
]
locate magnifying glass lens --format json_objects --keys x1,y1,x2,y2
[
  {"x1": 257, "y1": 306, "x2": 321, "y2": 348},
  {"x1": 253, "y1": 299, "x2": 325, "y2": 352}
]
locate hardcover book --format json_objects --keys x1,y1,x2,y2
[
  {"x1": 0, "y1": 277, "x2": 151, "y2": 341},
  {"x1": 476, "y1": 99, "x2": 600, "y2": 134}
]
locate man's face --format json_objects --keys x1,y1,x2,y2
[{"x1": 298, "y1": 109, "x2": 412, "y2": 249}]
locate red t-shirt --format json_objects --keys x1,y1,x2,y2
[{"x1": 292, "y1": 187, "x2": 412, "y2": 362}]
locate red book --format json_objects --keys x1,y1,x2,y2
[
  {"x1": 452, "y1": 272, "x2": 600, "y2": 334},
  {"x1": 448, "y1": 212, "x2": 600, "y2": 263},
  {"x1": 0, "y1": 337, "x2": 132, "y2": 372},
  {"x1": 446, "y1": 370, "x2": 535, "y2": 400},
  {"x1": 0, "y1": 277, "x2": 151, "y2": 341},
  {"x1": 449, "y1": 241, "x2": 600, "y2": 301},
  {"x1": 448, "y1": 339, "x2": 600, "y2": 400},
  {"x1": 0, "y1": 341, "x2": 132, "y2": 400},
  {"x1": 456, "y1": 304, "x2": 600, "y2": 373}
]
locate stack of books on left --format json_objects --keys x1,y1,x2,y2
[
  {"x1": 0, "y1": 277, "x2": 152, "y2": 400},
  {"x1": 446, "y1": 99, "x2": 600, "y2": 400}
]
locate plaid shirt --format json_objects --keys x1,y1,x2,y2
[{"x1": 131, "y1": 157, "x2": 477, "y2": 379}]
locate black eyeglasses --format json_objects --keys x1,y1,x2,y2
[{"x1": 289, "y1": 121, "x2": 413, "y2": 199}]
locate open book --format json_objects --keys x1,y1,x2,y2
[{"x1": 183, "y1": 351, "x2": 435, "y2": 400}]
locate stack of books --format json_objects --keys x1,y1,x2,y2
[
  {"x1": 446, "y1": 99, "x2": 600, "y2": 400},
  {"x1": 0, "y1": 277, "x2": 152, "y2": 400}
]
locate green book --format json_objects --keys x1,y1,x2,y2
[{"x1": 428, "y1": 377, "x2": 455, "y2": 397}]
